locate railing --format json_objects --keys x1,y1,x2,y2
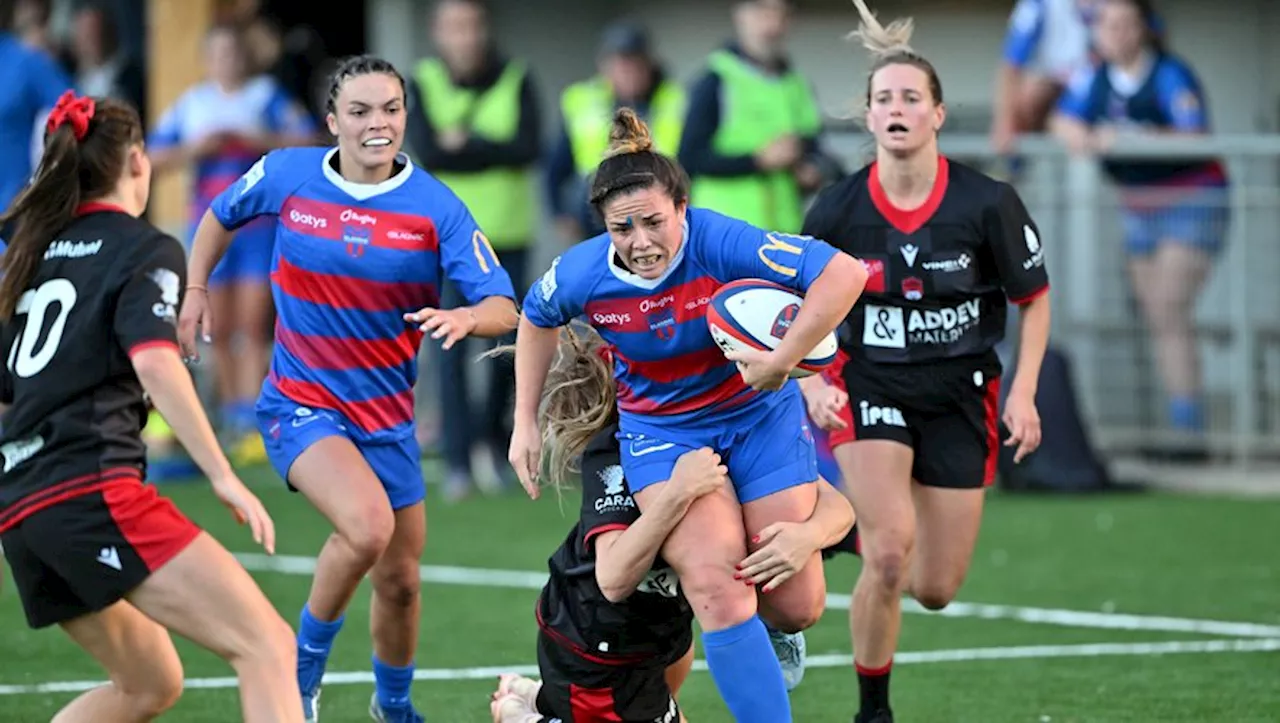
[{"x1": 824, "y1": 133, "x2": 1280, "y2": 465}]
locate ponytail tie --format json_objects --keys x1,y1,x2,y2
[{"x1": 46, "y1": 91, "x2": 96, "y2": 142}]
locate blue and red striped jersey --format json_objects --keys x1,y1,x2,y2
[
  {"x1": 211, "y1": 146, "x2": 516, "y2": 442},
  {"x1": 523, "y1": 207, "x2": 838, "y2": 428}
]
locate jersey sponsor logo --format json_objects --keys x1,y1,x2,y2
[
  {"x1": 922, "y1": 253, "x2": 971, "y2": 273},
  {"x1": 637, "y1": 566, "x2": 680, "y2": 599},
  {"x1": 237, "y1": 156, "x2": 266, "y2": 197},
  {"x1": 538, "y1": 256, "x2": 560, "y2": 302},
  {"x1": 592, "y1": 311, "x2": 632, "y2": 328},
  {"x1": 863, "y1": 299, "x2": 982, "y2": 348},
  {"x1": 43, "y1": 239, "x2": 102, "y2": 260},
  {"x1": 0, "y1": 434, "x2": 44, "y2": 473},
  {"x1": 861, "y1": 257, "x2": 886, "y2": 293},
  {"x1": 388, "y1": 229, "x2": 425, "y2": 242},
  {"x1": 757, "y1": 233, "x2": 809, "y2": 278},
  {"x1": 858, "y1": 401, "x2": 906, "y2": 427},
  {"x1": 653, "y1": 696, "x2": 679, "y2": 723},
  {"x1": 289, "y1": 208, "x2": 328, "y2": 230},
  {"x1": 594, "y1": 464, "x2": 636, "y2": 514},
  {"x1": 900, "y1": 243, "x2": 919, "y2": 267},
  {"x1": 1023, "y1": 225, "x2": 1045, "y2": 269},
  {"x1": 340, "y1": 208, "x2": 377, "y2": 226},
  {"x1": 147, "y1": 268, "x2": 180, "y2": 325}
]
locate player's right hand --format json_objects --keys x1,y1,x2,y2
[
  {"x1": 177, "y1": 287, "x2": 212, "y2": 362},
  {"x1": 210, "y1": 472, "x2": 276, "y2": 555},
  {"x1": 670, "y1": 447, "x2": 729, "y2": 501},
  {"x1": 508, "y1": 422, "x2": 543, "y2": 500}
]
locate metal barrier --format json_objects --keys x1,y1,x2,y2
[{"x1": 824, "y1": 133, "x2": 1280, "y2": 465}]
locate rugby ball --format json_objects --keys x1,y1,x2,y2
[{"x1": 705, "y1": 279, "x2": 839, "y2": 378}]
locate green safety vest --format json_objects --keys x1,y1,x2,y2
[
  {"x1": 688, "y1": 50, "x2": 821, "y2": 233},
  {"x1": 414, "y1": 57, "x2": 534, "y2": 248},
  {"x1": 560, "y1": 76, "x2": 686, "y2": 176}
]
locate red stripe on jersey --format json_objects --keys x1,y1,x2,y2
[
  {"x1": 617, "y1": 372, "x2": 752, "y2": 416},
  {"x1": 583, "y1": 276, "x2": 720, "y2": 333},
  {"x1": 275, "y1": 325, "x2": 422, "y2": 371},
  {"x1": 103, "y1": 481, "x2": 202, "y2": 572},
  {"x1": 272, "y1": 256, "x2": 439, "y2": 312},
  {"x1": 1009, "y1": 283, "x2": 1049, "y2": 306},
  {"x1": 869, "y1": 155, "x2": 950, "y2": 235},
  {"x1": 583, "y1": 523, "x2": 629, "y2": 551},
  {"x1": 74, "y1": 201, "x2": 128, "y2": 216},
  {"x1": 270, "y1": 373, "x2": 414, "y2": 434},
  {"x1": 0, "y1": 468, "x2": 141, "y2": 533},
  {"x1": 279, "y1": 197, "x2": 441, "y2": 252},
  {"x1": 127, "y1": 340, "x2": 179, "y2": 358},
  {"x1": 615, "y1": 345, "x2": 727, "y2": 385}
]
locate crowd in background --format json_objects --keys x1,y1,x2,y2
[{"x1": 0, "y1": 0, "x2": 1231, "y2": 490}]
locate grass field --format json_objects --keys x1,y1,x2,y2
[{"x1": 2, "y1": 461, "x2": 1278, "y2": 722}]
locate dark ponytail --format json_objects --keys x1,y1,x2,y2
[{"x1": 0, "y1": 95, "x2": 143, "y2": 320}]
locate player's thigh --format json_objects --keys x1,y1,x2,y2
[
  {"x1": 59, "y1": 601, "x2": 184, "y2": 705},
  {"x1": 728, "y1": 390, "x2": 820, "y2": 505},
  {"x1": 1012, "y1": 76, "x2": 1063, "y2": 131},
  {"x1": 1150, "y1": 240, "x2": 1214, "y2": 315},
  {"x1": 230, "y1": 279, "x2": 275, "y2": 341},
  {"x1": 126, "y1": 530, "x2": 294, "y2": 664},
  {"x1": 260, "y1": 403, "x2": 395, "y2": 550},
  {"x1": 740, "y1": 477, "x2": 825, "y2": 628}
]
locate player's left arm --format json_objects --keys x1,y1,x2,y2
[
  {"x1": 407, "y1": 196, "x2": 519, "y2": 348},
  {"x1": 987, "y1": 183, "x2": 1050, "y2": 461},
  {"x1": 705, "y1": 211, "x2": 867, "y2": 375}
]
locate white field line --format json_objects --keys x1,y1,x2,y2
[
  {"x1": 2, "y1": 638, "x2": 1277, "y2": 696},
  {"x1": 234, "y1": 553, "x2": 1280, "y2": 639}
]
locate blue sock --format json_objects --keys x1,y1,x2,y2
[
  {"x1": 1169, "y1": 395, "x2": 1204, "y2": 431},
  {"x1": 373, "y1": 655, "x2": 415, "y2": 710},
  {"x1": 702, "y1": 614, "x2": 792, "y2": 722},
  {"x1": 298, "y1": 605, "x2": 344, "y2": 655}
]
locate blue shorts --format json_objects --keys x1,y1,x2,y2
[
  {"x1": 256, "y1": 397, "x2": 425, "y2": 510},
  {"x1": 1121, "y1": 186, "x2": 1229, "y2": 257},
  {"x1": 618, "y1": 388, "x2": 818, "y2": 504},
  {"x1": 200, "y1": 217, "x2": 276, "y2": 286}
]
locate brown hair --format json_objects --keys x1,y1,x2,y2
[
  {"x1": 849, "y1": 0, "x2": 943, "y2": 108},
  {"x1": 0, "y1": 96, "x2": 142, "y2": 320},
  {"x1": 487, "y1": 322, "x2": 616, "y2": 494},
  {"x1": 587, "y1": 108, "x2": 690, "y2": 217}
]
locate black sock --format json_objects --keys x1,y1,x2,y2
[{"x1": 856, "y1": 659, "x2": 892, "y2": 714}]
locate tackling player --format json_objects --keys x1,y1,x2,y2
[
  {"x1": 489, "y1": 324, "x2": 854, "y2": 722},
  {"x1": 795, "y1": 3, "x2": 1052, "y2": 721},
  {"x1": 509, "y1": 108, "x2": 867, "y2": 722},
  {"x1": 0, "y1": 91, "x2": 299, "y2": 723},
  {"x1": 178, "y1": 56, "x2": 519, "y2": 723}
]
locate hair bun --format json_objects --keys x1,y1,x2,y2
[{"x1": 603, "y1": 107, "x2": 654, "y2": 159}]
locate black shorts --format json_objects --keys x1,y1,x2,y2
[
  {"x1": 533, "y1": 629, "x2": 689, "y2": 723},
  {"x1": 0, "y1": 479, "x2": 201, "y2": 628},
  {"x1": 829, "y1": 353, "x2": 1003, "y2": 489}
]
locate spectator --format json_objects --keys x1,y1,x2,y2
[
  {"x1": 545, "y1": 20, "x2": 685, "y2": 241},
  {"x1": 148, "y1": 23, "x2": 316, "y2": 468},
  {"x1": 12, "y1": 0, "x2": 53, "y2": 54},
  {"x1": 0, "y1": 0, "x2": 73, "y2": 232},
  {"x1": 1050, "y1": 0, "x2": 1226, "y2": 448},
  {"x1": 66, "y1": 1, "x2": 147, "y2": 121},
  {"x1": 678, "y1": 0, "x2": 828, "y2": 233},
  {"x1": 406, "y1": 0, "x2": 541, "y2": 500},
  {"x1": 990, "y1": 0, "x2": 1098, "y2": 156}
]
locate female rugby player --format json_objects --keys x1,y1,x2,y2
[
  {"x1": 179, "y1": 56, "x2": 519, "y2": 723},
  {"x1": 491, "y1": 324, "x2": 854, "y2": 722},
  {"x1": 509, "y1": 108, "x2": 866, "y2": 722},
  {"x1": 0, "y1": 91, "x2": 299, "y2": 722},
  {"x1": 797, "y1": 2, "x2": 1052, "y2": 720}
]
